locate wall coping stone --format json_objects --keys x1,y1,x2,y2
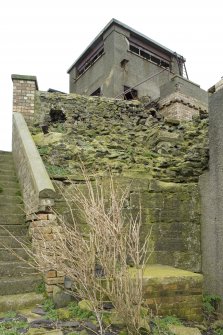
[
  {"x1": 13, "y1": 113, "x2": 55, "y2": 200},
  {"x1": 11, "y1": 74, "x2": 39, "y2": 90}
]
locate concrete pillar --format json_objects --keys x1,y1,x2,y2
[
  {"x1": 200, "y1": 85, "x2": 223, "y2": 307},
  {"x1": 11, "y1": 74, "x2": 38, "y2": 123}
]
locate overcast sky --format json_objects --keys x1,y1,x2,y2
[{"x1": 0, "y1": 0, "x2": 222, "y2": 151}]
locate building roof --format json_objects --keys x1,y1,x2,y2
[{"x1": 67, "y1": 18, "x2": 185, "y2": 73}]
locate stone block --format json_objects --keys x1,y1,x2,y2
[{"x1": 141, "y1": 265, "x2": 203, "y2": 321}]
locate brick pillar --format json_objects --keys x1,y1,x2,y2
[
  {"x1": 11, "y1": 74, "x2": 38, "y2": 123},
  {"x1": 29, "y1": 212, "x2": 65, "y2": 296}
]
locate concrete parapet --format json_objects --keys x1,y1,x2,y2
[{"x1": 12, "y1": 112, "x2": 55, "y2": 215}]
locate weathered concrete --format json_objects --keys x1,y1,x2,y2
[
  {"x1": 159, "y1": 76, "x2": 208, "y2": 121},
  {"x1": 68, "y1": 19, "x2": 184, "y2": 99},
  {"x1": 200, "y1": 86, "x2": 223, "y2": 307},
  {"x1": 12, "y1": 113, "x2": 55, "y2": 215}
]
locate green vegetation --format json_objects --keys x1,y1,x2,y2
[
  {"x1": 203, "y1": 294, "x2": 221, "y2": 315},
  {"x1": 37, "y1": 145, "x2": 50, "y2": 156},
  {"x1": 43, "y1": 298, "x2": 58, "y2": 321},
  {"x1": 68, "y1": 301, "x2": 95, "y2": 320},
  {"x1": 45, "y1": 163, "x2": 70, "y2": 176},
  {"x1": 4, "y1": 311, "x2": 17, "y2": 318},
  {"x1": 0, "y1": 318, "x2": 29, "y2": 335},
  {"x1": 35, "y1": 281, "x2": 46, "y2": 294},
  {"x1": 152, "y1": 316, "x2": 182, "y2": 335}
]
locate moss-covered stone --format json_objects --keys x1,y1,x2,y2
[
  {"x1": 29, "y1": 92, "x2": 205, "y2": 272},
  {"x1": 31, "y1": 92, "x2": 208, "y2": 182}
]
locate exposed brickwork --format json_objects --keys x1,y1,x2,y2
[
  {"x1": 29, "y1": 213, "x2": 65, "y2": 295},
  {"x1": 159, "y1": 92, "x2": 207, "y2": 121},
  {"x1": 11, "y1": 74, "x2": 38, "y2": 123}
]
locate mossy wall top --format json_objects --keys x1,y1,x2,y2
[
  {"x1": 32, "y1": 92, "x2": 208, "y2": 182},
  {"x1": 30, "y1": 91, "x2": 209, "y2": 271}
]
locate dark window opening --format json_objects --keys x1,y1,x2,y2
[
  {"x1": 140, "y1": 50, "x2": 150, "y2": 60},
  {"x1": 123, "y1": 86, "x2": 138, "y2": 100},
  {"x1": 77, "y1": 45, "x2": 104, "y2": 77},
  {"x1": 129, "y1": 44, "x2": 139, "y2": 54},
  {"x1": 91, "y1": 87, "x2": 101, "y2": 96},
  {"x1": 50, "y1": 109, "x2": 66, "y2": 123},
  {"x1": 129, "y1": 41, "x2": 170, "y2": 69}
]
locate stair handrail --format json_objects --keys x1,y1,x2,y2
[{"x1": 12, "y1": 112, "x2": 56, "y2": 216}]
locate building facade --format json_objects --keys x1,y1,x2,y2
[{"x1": 68, "y1": 19, "x2": 187, "y2": 100}]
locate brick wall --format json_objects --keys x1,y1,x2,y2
[{"x1": 11, "y1": 74, "x2": 38, "y2": 123}]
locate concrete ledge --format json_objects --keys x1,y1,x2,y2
[
  {"x1": 12, "y1": 113, "x2": 55, "y2": 214},
  {"x1": 11, "y1": 74, "x2": 38, "y2": 89},
  {"x1": 160, "y1": 75, "x2": 208, "y2": 105}
]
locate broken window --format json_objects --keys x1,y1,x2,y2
[
  {"x1": 90, "y1": 87, "x2": 101, "y2": 96},
  {"x1": 77, "y1": 44, "x2": 104, "y2": 77},
  {"x1": 128, "y1": 40, "x2": 170, "y2": 70},
  {"x1": 123, "y1": 86, "x2": 138, "y2": 100}
]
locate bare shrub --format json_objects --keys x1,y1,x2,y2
[{"x1": 29, "y1": 172, "x2": 152, "y2": 334}]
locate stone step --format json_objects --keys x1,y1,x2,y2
[
  {"x1": 0, "y1": 275, "x2": 42, "y2": 295},
  {"x1": 0, "y1": 203, "x2": 24, "y2": 215},
  {"x1": 0, "y1": 224, "x2": 28, "y2": 236},
  {"x1": 0, "y1": 195, "x2": 23, "y2": 205},
  {"x1": 0, "y1": 292, "x2": 44, "y2": 313},
  {"x1": 142, "y1": 265, "x2": 203, "y2": 321},
  {"x1": 0, "y1": 169, "x2": 16, "y2": 177},
  {"x1": 0, "y1": 180, "x2": 20, "y2": 189},
  {"x1": 0, "y1": 261, "x2": 36, "y2": 277},
  {"x1": 0, "y1": 187, "x2": 21, "y2": 197},
  {"x1": 0, "y1": 214, "x2": 25, "y2": 225},
  {"x1": 0, "y1": 162, "x2": 15, "y2": 171},
  {"x1": 0, "y1": 155, "x2": 14, "y2": 163},
  {"x1": 0, "y1": 174, "x2": 18, "y2": 182},
  {"x1": 0, "y1": 152, "x2": 13, "y2": 158},
  {"x1": 0, "y1": 248, "x2": 29, "y2": 262},
  {"x1": 0, "y1": 236, "x2": 31, "y2": 248}
]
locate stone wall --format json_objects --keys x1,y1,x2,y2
[
  {"x1": 31, "y1": 91, "x2": 208, "y2": 183},
  {"x1": 26, "y1": 90, "x2": 209, "y2": 272},
  {"x1": 53, "y1": 176, "x2": 201, "y2": 272}
]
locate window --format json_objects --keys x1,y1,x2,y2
[
  {"x1": 123, "y1": 86, "x2": 138, "y2": 100},
  {"x1": 129, "y1": 40, "x2": 170, "y2": 70},
  {"x1": 90, "y1": 87, "x2": 101, "y2": 96},
  {"x1": 77, "y1": 44, "x2": 104, "y2": 77}
]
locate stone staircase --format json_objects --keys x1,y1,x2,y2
[{"x1": 0, "y1": 151, "x2": 42, "y2": 298}]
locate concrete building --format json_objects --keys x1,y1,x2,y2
[{"x1": 68, "y1": 19, "x2": 187, "y2": 100}]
